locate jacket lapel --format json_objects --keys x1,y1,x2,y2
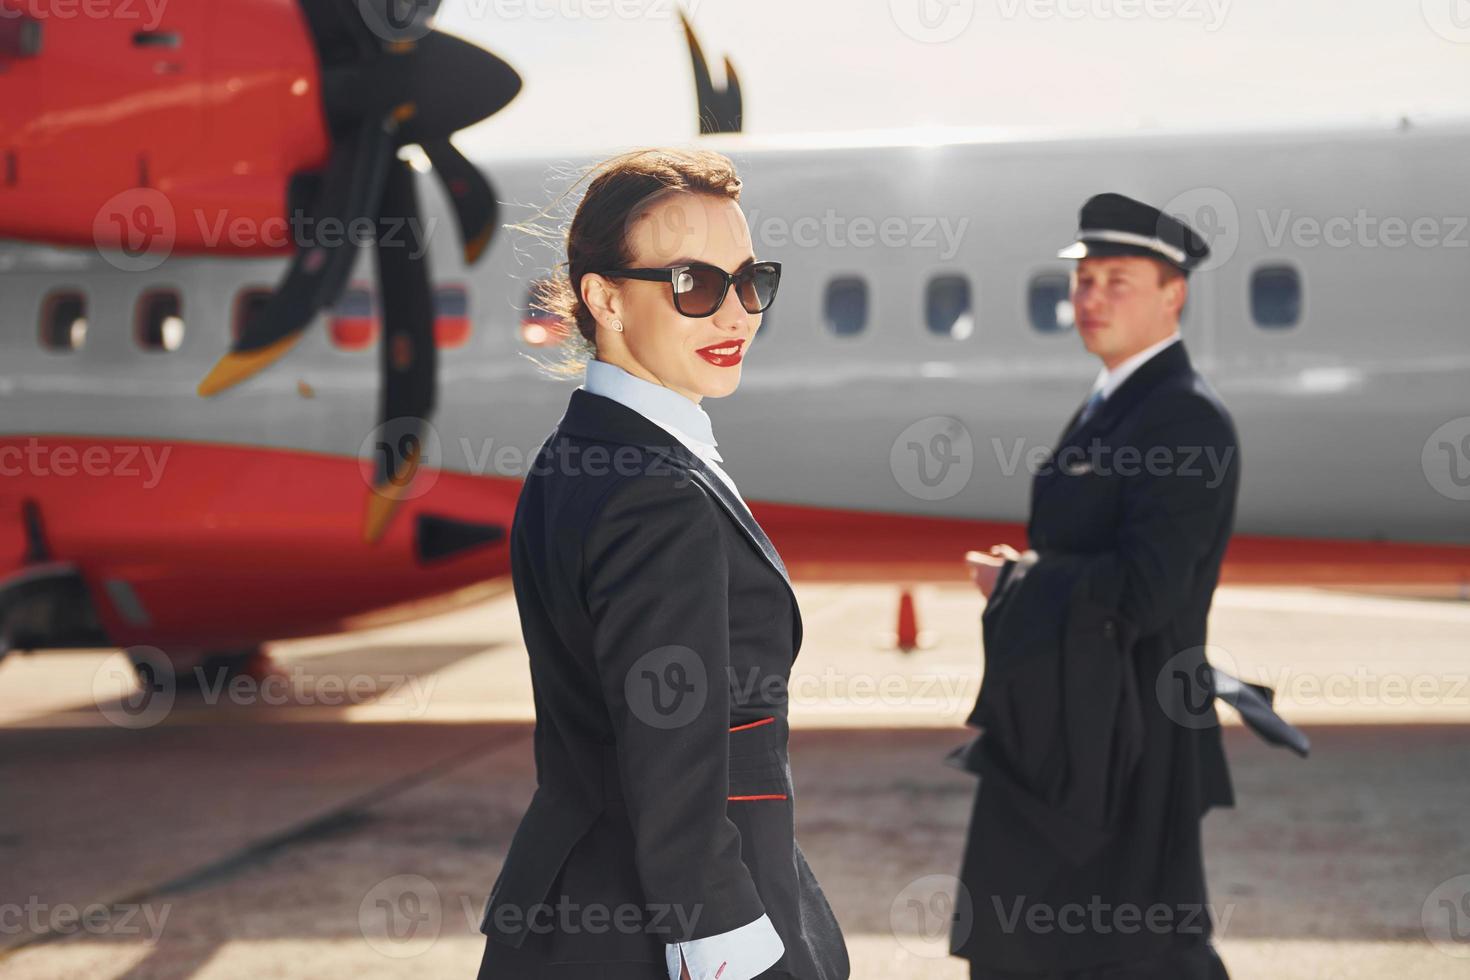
[
  {"x1": 1033, "y1": 341, "x2": 1194, "y2": 503},
  {"x1": 557, "y1": 388, "x2": 803, "y2": 650},
  {"x1": 680, "y1": 461, "x2": 793, "y2": 587}
]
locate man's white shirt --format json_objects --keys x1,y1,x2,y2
[{"x1": 1087, "y1": 332, "x2": 1181, "y2": 402}]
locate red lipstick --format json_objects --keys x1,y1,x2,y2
[{"x1": 695, "y1": 339, "x2": 745, "y2": 367}]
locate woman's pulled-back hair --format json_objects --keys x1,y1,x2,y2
[{"x1": 519, "y1": 148, "x2": 743, "y2": 377}]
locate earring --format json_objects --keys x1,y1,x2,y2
[{"x1": 611, "y1": 319, "x2": 624, "y2": 333}]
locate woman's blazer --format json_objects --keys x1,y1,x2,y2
[{"x1": 476, "y1": 387, "x2": 849, "y2": 980}]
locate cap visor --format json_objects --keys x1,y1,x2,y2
[{"x1": 1058, "y1": 238, "x2": 1185, "y2": 266}]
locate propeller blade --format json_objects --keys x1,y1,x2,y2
[
  {"x1": 363, "y1": 157, "x2": 437, "y2": 544},
  {"x1": 295, "y1": 0, "x2": 383, "y2": 68},
  {"x1": 354, "y1": 0, "x2": 444, "y2": 47},
  {"x1": 197, "y1": 119, "x2": 394, "y2": 396},
  {"x1": 680, "y1": 9, "x2": 742, "y2": 134},
  {"x1": 422, "y1": 138, "x2": 498, "y2": 264},
  {"x1": 386, "y1": 32, "x2": 521, "y2": 143}
]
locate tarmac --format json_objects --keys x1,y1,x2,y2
[{"x1": 2, "y1": 582, "x2": 1467, "y2": 978}]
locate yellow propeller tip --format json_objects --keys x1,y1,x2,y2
[
  {"x1": 362, "y1": 446, "x2": 423, "y2": 544},
  {"x1": 196, "y1": 358, "x2": 250, "y2": 397},
  {"x1": 194, "y1": 334, "x2": 304, "y2": 397},
  {"x1": 464, "y1": 226, "x2": 492, "y2": 265},
  {"x1": 362, "y1": 488, "x2": 402, "y2": 544}
]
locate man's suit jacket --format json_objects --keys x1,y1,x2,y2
[
  {"x1": 477, "y1": 387, "x2": 849, "y2": 980},
  {"x1": 952, "y1": 340, "x2": 1238, "y2": 972}
]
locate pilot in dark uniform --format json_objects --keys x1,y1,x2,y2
[
  {"x1": 953, "y1": 194, "x2": 1239, "y2": 979},
  {"x1": 474, "y1": 357, "x2": 849, "y2": 980}
]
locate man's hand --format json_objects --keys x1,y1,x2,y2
[{"x1": 966, "y1": 545, "x2": 1020, "y2": 599}]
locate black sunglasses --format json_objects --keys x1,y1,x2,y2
[{"x1": 599, "y1": 261, "x2": 781, "y2": 318}]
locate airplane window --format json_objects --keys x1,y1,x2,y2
[
  {"x1": 40, "y1": 290, "x2": 87, "y2": 351},
  {"x1": 824, "y1": 277, "x2": 867, "y2": 336},
  {"x1": 1028, "y1": 273, "x2": 1074, "y2": 334},
  {"x1": 436, "y1": 285, "x2": 468, "y2": 318},
  {"x1": 1251, "y1": 264, "x2": 1301, "y2": 329},
  {"x1": 136, "y1": 289, "x2": 184, "y2": 352},
  {"x1": 232, "y1": 288, "x2": 272, "y2": 343},
  {"x1": 330, "y1": 284, "x2": 378, "y2": 350},
  {"x1": 926, "y1": 274, "x2": 974, "y2": 339},
  {"x1": 435, "y1": 284, "x2": 471, "y2": 349}
]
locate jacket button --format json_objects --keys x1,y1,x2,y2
[{"x1": 1102, "y1": 620, "x2": 1116, "y2": 638}]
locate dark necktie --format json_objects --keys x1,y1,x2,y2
[{"x1": 1073, "y1": 388, "x2": 1105, "y2": 432}]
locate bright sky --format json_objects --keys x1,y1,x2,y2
[{"x1": 443, "y1": 0, "x2": 1470, "y2": 155}]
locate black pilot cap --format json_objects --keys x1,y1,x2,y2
[{"x1": 1057, "y1": 192, "x2": 1210, "y2": 274}]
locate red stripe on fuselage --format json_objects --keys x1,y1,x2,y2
[
  {"x1": 2, "y1": 436, "x2": 1464, "y2": 654},
  {"x1": 0, "y1": 436, "x2": 513, "y2": 650}
]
